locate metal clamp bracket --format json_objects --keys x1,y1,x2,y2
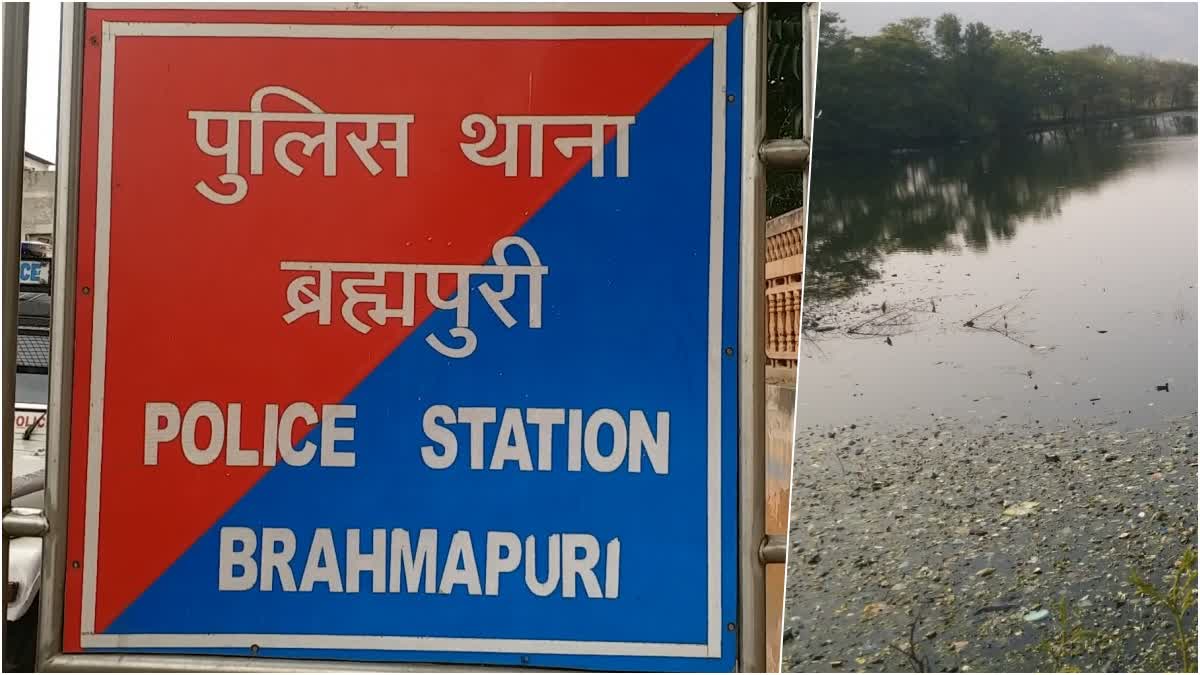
[
  {"x1": 4, "y1": 510, "x2": 49, "y2": 538},
  {"x1": 758, "y1": 533, "x2": 787, "y2": 564},
  {"x1": 758, "y1": 138, "x2": 810, "y2": 171}
]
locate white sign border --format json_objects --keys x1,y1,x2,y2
[
  {"x1": 79, "y1": 19, "x2": 730, "y2": 662},
  {"x1": 86, "y1": 2, "x2": 740, "y2": 13}
]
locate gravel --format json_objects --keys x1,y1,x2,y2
[{"x1": 784, "y1": 413, "x2": 1198, "y2": 672}]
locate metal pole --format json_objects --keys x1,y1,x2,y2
[
  {"x1": 802, "y1": 2, "x2": 819, "y2": 144},
  {"x1": 1, "y1": 1, "x2": 31, "y2": 668},
  {"x1": 39, "y1": 3, "x2": 86, "y2": 667},
  {"x1": 737, "y1": 3, "x2": 767, "y2": 672}
]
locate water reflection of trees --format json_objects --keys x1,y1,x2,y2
[{"x1": 797, "y1": 114, "x2": 1197, "y2": 301}]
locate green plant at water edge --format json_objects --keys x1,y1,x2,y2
[
  {"x1": 1035, "y1": 598, "x2": 1099, "y2": 672},
  {"x1": 1130, "y1": 547, "x2": 1198, "y2": 673}
]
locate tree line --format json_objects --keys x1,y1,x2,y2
[{"x1": 804, "y1": 11, "x2": 1198, "y2": 154}]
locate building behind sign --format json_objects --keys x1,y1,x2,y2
[{"x1": 22, "y1": 151, "x2": 53, "y2": 245}]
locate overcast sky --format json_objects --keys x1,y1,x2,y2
[
  {"x1": 827, "y1": 2, "x2": 1198, "y2": 63},
  {"x1": 23, "y1": 2, "x2": 58, "y2": 161},
  {"x1": 19, "y1": 2, "x2": 1200, "y2": 160}
]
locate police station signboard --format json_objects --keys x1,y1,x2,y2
[{"x1": 54, "y1": 2, "x2": 760, "y2": 671}]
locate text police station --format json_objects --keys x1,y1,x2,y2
[{"x1": 143, "y1": 401, "x2": 670, "y2": 600}]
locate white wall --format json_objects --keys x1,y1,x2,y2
[{"x1": 21, "y1": 167, "x2": 54, "y2": 243}]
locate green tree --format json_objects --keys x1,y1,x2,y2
[
  {"x1": 959, "y1": 22, "x2": 995, "y2": 125},
  {"x1": 880, "y1": 16, "x2": 933, "y2": 50},
  {"x1": 990, "y1": 30, "x2": 1051, "y2": 129},
  {"x1": 1163, "y1": 60, "x2": 1199, "y2": 107},
  {"x1": 933, "y1": 13, "x2": 963, "y2": 59}
]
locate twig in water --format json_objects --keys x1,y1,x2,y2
[
  {"x1": 963, "y1": 291, "x2": 1036, "y2": 346},
  {"x1": 889, "y1": 609, "x2": 930, "y2": 672},
  {"x1": 830, "y1": 447, "x2": 848, "y2": 477},
  {"x1": 846, "y1": 305, "x2": 919, "y2": 339}
]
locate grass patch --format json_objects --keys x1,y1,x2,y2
[
  {"x1": 1131, "y1": 547, "x2": 1198, "y2": 673},
  {"x1": 1035, "y1": 598, "x2": 1101, "y2": 672}
]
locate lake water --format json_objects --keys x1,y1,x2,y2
[{"x1": 797, "y1": 112, "x2": 1198, "y2": 431}]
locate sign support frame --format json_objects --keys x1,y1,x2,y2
[
  {"x1": 736, "y1": 3, "x2": 767, "y2": 673},
  {"x1": 1, "y1": 1, "x2": 31, "y2": 668},
  {"x1": 37, "y1": 2, "x2": 85, "y2": 670},
  {"x1": 27, "y1": 3, "x2": 775, "y2": 671}
]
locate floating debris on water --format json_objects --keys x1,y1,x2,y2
[
  {"x1": 784, "y1": 414, "x2": 1198, "y2": 673},
  {"x1": 1002, "y1": 501, "x2": 1039, "y2": 517},
  {"x1": 1023, "y1": 609, "x2": 1050, "y2": 623}
]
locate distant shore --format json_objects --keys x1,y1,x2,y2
[
  {"x1": 815, "y1": 107, "x2": 1199, "y2": 159},
  {"x1": 1022, "y1": 106, "x2": 1197, "y2": 134}
]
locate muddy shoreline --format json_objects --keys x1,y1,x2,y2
[{"x1": 784, "y1": 412, "x2": 1198, "y2": 672}]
